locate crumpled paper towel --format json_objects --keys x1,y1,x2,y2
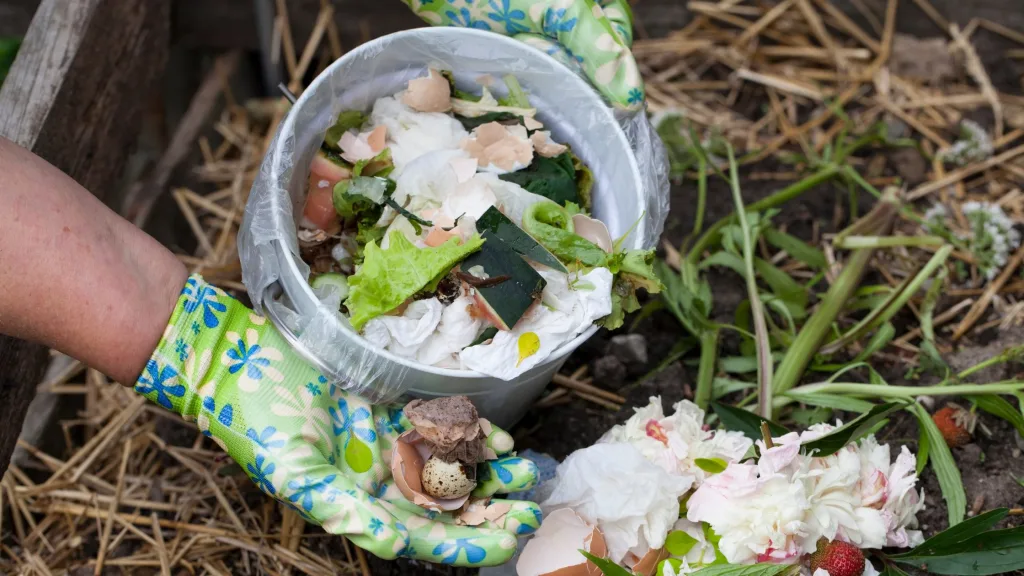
[{"x1": 541, "y1": 442, "x2": 694, "y2": 563}]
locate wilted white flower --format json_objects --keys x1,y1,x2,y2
[
  {"x1": 939, "y1": 119, "x2": 993, "y2": 166},
  {"x1": 962, "y1": 201, "x2": 1021, "y2": 279}
]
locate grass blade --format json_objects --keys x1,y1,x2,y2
[{"x1": 910, "y1": 403, "x2": 966, "y2": 526}]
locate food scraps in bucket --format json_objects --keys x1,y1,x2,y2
[{"x1": 298, "y1": 68, "x2": 662, "y2": 379}]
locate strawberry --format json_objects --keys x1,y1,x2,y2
[
  {"x1": 809, "y1": 538, "x2": 866, "y2": 576},
  {"x1": 933, "y1": 404, "x2": 975, "y2": 448}
]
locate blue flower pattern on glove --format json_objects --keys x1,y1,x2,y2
[
  {"x1": 434, "y1": 538, "x2": 487, "y2": 565},
  {"x1": 542, "y1": 8, "x2": 576, "y2": 36},
  {"x1": 331, "y1": 399, "x2": 378, "y2": 446},
  {"x1": 487, "y1": 0, "x2": 528, "y2": 34},
  {"x1": 288, "y1": 475, "x2": 337, "y2": 512},
  {"x1": 135, "y1": 360, "x2": 185, "y2": 410},
  {"x1": 225, "y1": 339, "x2": 270, "y2": 380},
  {"x1": 247, "y1": 426, "x2": 286, "y2": 452},
  {"x1": 247, "y1": 454, "x2": 277, "y2": 495},
  {"x1": 182, "y1": 277, "x2": 227, "y2": 328},
  {"x1": 446, "y1": 7, "x2": 491, "y2": 29}
]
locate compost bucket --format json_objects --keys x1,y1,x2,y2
[{"x1": 238, "y1": 27, "x2": 668, "y2": 428}]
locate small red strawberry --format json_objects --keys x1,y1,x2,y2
[
  {"x1": 933, "y1": 404, "x2": 976, "y2": 448},
  {"x1": 809, "y1": 538, "x2": 866, "y2": 576}
]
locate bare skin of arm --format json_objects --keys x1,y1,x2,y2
[{"x1": 0, "y1": 136, "x2": 188, "y2": 384}]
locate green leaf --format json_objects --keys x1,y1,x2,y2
[
  {"x1": 665, "y1": 530, "x2": 699, "y2": 557},
  {"x1": 0, "y1": 37, "x2": 20, "y2": 87},
  {"x1": 763, "y1": 228, "x2": 826, "y2": 269},
  {"x1": 911, "y1": 403, "x2": 966, "y2": 526},
  {"x1": 972, "y1": 395, "x2": 1024, "y2": 437},
  {"x1": 455, "y1": 111, "x2": 524, "y2": 131},
  {"x1": 880, "y1": 564, "x2": 911, "y2": 576},
  {"x1": 712, "y1": 402, "x2": 789, "y2": 441},
  {"x1": 324, "y1": 110, "x2": 368, "y2": 150},
  {"x1": 894, "y1": 508, "x2": 1008, "y2": 558},
  {"x1": 500, "y1": 152, "x2": 579, "y2": 206},
  {"x1": 891, "y1": 525, "x2": 1024, "y2": 574},
  {"x1": 344, "y1": 438, "x2": 373, "y2": 473},
  {"x1": 694, "y1": 457, "x2": 729, "y2": 474},
  {"x1": 800, "y1": 401, "x2": 905, "y2": 457},
  {"x1": 578, "y1": 551, "x2": 633, "y2": 576},
  {"x1": 690, "y1": 564, "x2": 801, "y2": 576},
  {"x1": 782, "y1": 392, "x2": 875, "y2": 413},
  {"x1": 333, "y1": 178, "x2": 385, "y2": 221},
  {"x1": 713, "y1": 378, "x2": 756, "y2": 400},
  {"x1": 346, "y1": 232, "x2": 484, "y2": 330},
  {"x1": 522, "y1": 202, "x2": 608, "y2": 267},
  {"x1": 916, "y1": 424, "x2": 930, "y2": 475},
  {"x1": 853, "y1": 322, "x2": 895, "y2": 363}
]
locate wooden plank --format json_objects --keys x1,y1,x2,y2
[{"x1": 0, "y1": 0, "x2": 169, "y2": 476}]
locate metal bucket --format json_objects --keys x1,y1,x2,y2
[{"x1": 239, "y1": 27, "x2": 654, "y2": 428}]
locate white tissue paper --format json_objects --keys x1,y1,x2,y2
[
  {"x1": 361, "y1": 298, "x2": 443, "y2": 358},
  {"x1": 542, "y1": 442, "x2": 695, "y2": 564}
]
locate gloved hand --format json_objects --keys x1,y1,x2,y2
[
  {"x1": 403, "y1": 0, "x2": 646, "y2": 110},
  {"x1": 134, "y1": 274, "x2": 542, "y2": 566}
]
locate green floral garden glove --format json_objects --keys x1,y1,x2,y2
[
  {"x1": 134, "y1": 274, "x2": 542, "y2": 566},
  {"x1": 404, "y1": 0, "x2": 646, "y2": 110}
]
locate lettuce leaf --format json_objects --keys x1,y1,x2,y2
[
  {"x1": 522, "y1": 202, "x2": 609, "y2": 267},
  {"x1": 571, "y1": 151, "x2": 594, "y2": 211},
  {"x1": 498, "y1": 74, "x2": 531, "y2": 108},
  {"x1": 346, "y1": 232, "x2": 485, "y2": 330},
  {"x1": 324, "y1": 110, "x2": 368, "y2": 151}
]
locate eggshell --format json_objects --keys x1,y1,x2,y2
[
  {"x1": 366, "y1": 125, "x2": 388, "y2": 153},
  {"x1": 462, "y1": 122, "x2": 534, "y2": 173},
  {"x1": 571, "y1": 214, "x2": 613, "y2": 253},
  {"x1": 517, "y1": 508, "x2": 608, "y2": 576},
  {"x1": 530, "y1": 131, "x2": 569, "y2": 158},
  {"x1": 457, "y1": 498, "x2": 513, "y2": 526},
  {"x1": 627, "y1": 548, "x2": 669, "y2": 576},
  {"x1": 390, "y1": 431, "x2": 470, "y2": 512},
  {"x1": 402, "y1": 69, "x2": 452, "y2": 113}
]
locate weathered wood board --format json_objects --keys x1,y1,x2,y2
[{"x1": 0, "y1": 0, "x2": 170, "y2": 475}]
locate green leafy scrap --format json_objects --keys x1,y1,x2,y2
[
  {"x1": 498, "y1": 74, "x2": 530, "y2": 108},
  {"x1": 500, "y1": 152, "x2": 579, "y2": 206},
  {"x1": 890, "y1": 509, "x2": 1024, "y2": 575},
  {"x1": 455, "y1": 111, "x2": 524, "y2": 131},
  {"x1": 911, "y1": 403, "x2": 966, "y2": 526},
  {"x1": 346, "y1": 232, "x2": 484, "y2": 330},
  {"x1": 0, "y1": 37, "x2": 20, "y2": 87},
  {"x1": 800, "y1": 401, "x2": 906, "y2": 457},
  {"x1": 324, "y1": 110, "x2": 368, "y2": 151},
  {"x1": 712, "y1": 402, "x2": 789, "y2": 441}
]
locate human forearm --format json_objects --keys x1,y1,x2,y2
[{"x1": 0, "y1": 136, "x2": 187, "y2": 383}]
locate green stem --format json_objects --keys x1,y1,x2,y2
[
  {"x1": 694, "y1": 329, "x2": 719, "y2": 410},
  {"x1": 784, "y1": 381, "x2": 1024, "y2": 400},
  {"x1": 957, "y1": 344, "x2": 1024, "y2": 380},
  {"x1": 726, "y1": 145, "x2": 774, "y2": 419},
  {"x1": 772, "y1": 248, "x2": 874, "y2": 395},
  {"x1": 833, "y1": 235, "x2": 946, "y2": 249},
  {"x1": 772, "y1": 191, "x2": 900, "y2": 395},
  {"x1": 687, "y1": 165, "x2": 841, "y2": 264}
]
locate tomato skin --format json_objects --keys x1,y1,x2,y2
[{"x1": 303, "y1": 153, "x2": 350, "y2": 230}]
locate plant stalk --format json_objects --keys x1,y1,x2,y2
[
  {"x1": 783, "y1": 380, "x2": 1024, "y2": 400},
  {"x1": 687, "y1": 165, "x2": 841, "y2": 263},
  {"x1": 694, "y1": 329, "x2": 719, "y2": 410},
  {"x1": 772, "y1": 190, "x2": 900, "y2": 395}
]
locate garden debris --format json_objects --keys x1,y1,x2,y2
[{"x1": 609, "y1": 334, "x2": 649, "y2": 366}]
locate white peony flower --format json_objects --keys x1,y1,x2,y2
[
  {"x1": 599, "y1": 397, "x2": 753, "y2": 482},
  {"x1": 882, "y1": 446, "x2": 926, "y2": 547},
  {"x1": 686, "y1": 461, "x2": 813, "y2": 565}
]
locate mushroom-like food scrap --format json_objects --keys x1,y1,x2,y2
[
  {"x1": 462, "y1": 122, "x2": 534, "y2": 173},
  {"x1": 339, "y1": 125, "x2": 388, "y2": 164},
  {"x1": 402, "y1": 69, "x2": 452, "y2": 113},
  {"x1": 530, "y1": 130, "x2": 568, "y2": 158},
  {"x1": 404, "y1": 396, "x2": 488, "y2": 463}
]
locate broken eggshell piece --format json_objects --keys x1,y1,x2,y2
[
  {"x1": 339, "y1": 125, "x2": 388, "y2": 164},
  {"x1": 571, "y1": 214, "x2": 613, "y2": 253},
  {"x1": 462, "y1": 122, "x2": 534, "y2": 174},
  {"x1": 626, "y1": 547, "x2": 669, "y2": 576},
  {"x1": 517, "y1": 508, "x2": 608, "y2": 576},
  {"x1": 402, "y1": 69, "x2": 453, "y2": 113},
  {"x1": 390, "y1": 430, "x2": 471, "y2": 512}
]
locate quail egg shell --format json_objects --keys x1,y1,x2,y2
[{"x1": 420, "y1": 456, "x2": 477, "y2": 500}]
